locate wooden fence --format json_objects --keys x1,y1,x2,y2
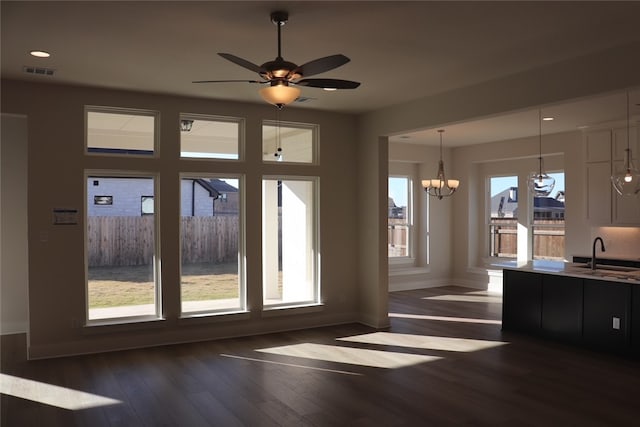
[
  {"x1": 490, "y1": 218, "x2": 565, "y2": 260},
  {"x1": 87, "y1": 216, "x2": 238, "y2": 267}
]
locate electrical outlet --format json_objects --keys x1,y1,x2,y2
[{"x1": 612, "y1": 316, "x2": 620, "y2": 330}]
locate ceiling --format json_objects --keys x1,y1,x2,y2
[{"x1": 2, "y1": 1, "x2": 640, "y2": 146}]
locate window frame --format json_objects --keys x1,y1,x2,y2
[
  {"x1": 487, "y1": 174, "x2": 519, "y2": 262},
  {"x1": 178, "y1": 173, "x2": 247, "y2": 317},
  {"x1": 530, "y1": 171, "x2": 566, "y2": 261},
  {"x1": 85, "y1": 106, "x2": 160, "y2": 158},
  {"x1": 261, "y1": 175, "x2": 321, "y2": 310},
  {"x1": 84, "y1": 170, "x2": 162, "y2": 326},
  {"x1": 179, "y1": 113, "x2": 245, "y2": 161},
  {"x1": 262, "y1": 120, "x2": 319, "y2": 165},
  {"x1": 388, "y1": 175, "x2": 415, "y2": 263}
]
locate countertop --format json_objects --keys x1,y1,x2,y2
[{"x1": 502, "y1": 260, "x2": 640, "y2": 284}]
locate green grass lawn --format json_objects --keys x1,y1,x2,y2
[{"x1": 88, "y1": 262, "x2": 239, "y2": 308}]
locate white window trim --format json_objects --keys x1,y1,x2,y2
[
  {"x1": 179, "y1": 112, "x2": 245, "y2": 162},
  {"x1": 261, "y1": 120, "x2": 319, "y2": 165},
  {"x1": 84, "y1": 170, "x2": 162, "y2": 326},
  {"x1": 178, "y1": 173, "x2": 247, "y2": 317},
  {"x1": 85, "y1": 106, "x2": 160, "y2": 158},
  {"x1": 261, "y1": 175, "x2": 321, "y2": 310},
  {"x1": 388, "y1": 174, "x2": 416, "y2": 264}
]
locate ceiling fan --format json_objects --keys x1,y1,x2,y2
[{"x1": 193, "y1": 11, "x2": 361, "y2": 108}]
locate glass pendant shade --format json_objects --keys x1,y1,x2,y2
[
  {"x1": 422, "y1": 130, "x2": 459, "y2": 199},
  {"x1": 528, "y1": 109, "x2": 554, "y2": 198},
  {"x1": 260, "y1": 84, "x2": 300, "y2": 107},
  {"x1": 528, "y1": 157, "x2": 556, "y2": 197},
  {"x1": 611, "y1": 149, "x2": 640, "y2": 196},
  {"x1": 611, "y1": 92, "x2": 640, "y2": 197}
]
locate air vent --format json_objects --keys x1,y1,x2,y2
[
  {"x1": 23, "y1": 66, "x2": 55, "y2": 76},
  {"x1": 294, "y1": 96, "x2": 315, "y2": 104}
]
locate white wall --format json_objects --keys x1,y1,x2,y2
[
  {"x1": 1, "y1": 114, "x2": 29, "y2": 334},
  {"x1": 1, "y1": 80, "x2": 360, "y2": 358},
  {"x1": 388, "y1": 142, "x2": 454, "y2": 291}
]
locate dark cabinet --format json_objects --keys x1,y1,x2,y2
[
  {"x1": 542, "y1": 275, "x2": 583, "y2": 343},
  {"x1": 583, "y1": 279, "x2": 631, "y2": 352},
  {"x1": 502, "y1": 270, "x2": 541, "y2": 333},
  {"x1": 632, "y1": 286, "x2": 640, "y2": 354}
]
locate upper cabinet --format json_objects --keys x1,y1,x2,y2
[{"x1": 584, "y1": 126, "x2": 640, "y2": 226}]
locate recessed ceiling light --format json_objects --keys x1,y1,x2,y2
[
  {"x1": 323, "y1": 87, "x2": 337, "y2": 92},
  {"x1": 542, "y1": 116, "x2": 554, "y2": 121},
  {"x1": 30, "y1": 50, "x2": 50, "y2": 58}
]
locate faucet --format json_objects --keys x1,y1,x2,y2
[{"x1": 591, "y1": 237, "x2": 606, "y2": 271}]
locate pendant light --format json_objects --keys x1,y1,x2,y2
[
  {"x1": 273, "y1": 107, "x2": 283, "y2": 161},
  {"x1": 528, "y1": 109, "x2": 555, "y2": 198},
  {"x1": 422, "y1": 129, "x2": 459, "y2": 199},
  {"x1": 611, "y1": 91, "x2": 640, "y2": 196}
]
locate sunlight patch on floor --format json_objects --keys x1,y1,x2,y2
[
  {"x1": 423, "y1": 294, "x2": 502, "y2": 303},
  {"x1": 389, "y1": 312, "x2": 502, "y2": 325},
  {"x1": 337, "y1": 332, "x2": 508, "y2": 352},
  {"x1": 220, "y1": 353, "x2": 363, "y2": 375},
  {"x1": 255, "y1": 343, "x2": 441, "y2": 369},
  {"x1": 0, "y1": 373, "x2": 122, "y2": 410}
]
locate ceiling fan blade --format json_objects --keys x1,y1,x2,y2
[
  {"x1": 296, "y1": 78, "x2": 360, "y2": 89},
  {"x1": 292, "y1": 54, "x2": 350, "y2": 78},
  {"x1": 192, "y1": 79, "x2": 265, "y2": 84},
  {"x1": 218, "y1": 53, "x2": 265, "y2": 74}
]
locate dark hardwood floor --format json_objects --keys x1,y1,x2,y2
[{"x1": 2, "y1": 286, "x2": 640, "y2": 426}]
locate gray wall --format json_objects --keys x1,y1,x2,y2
[
  {"x1": 1, "y1": 80, "x2": 359, "y2": 358},
  {"x1": 1, "y1": 114, "x2": 29, "y2": 335}
]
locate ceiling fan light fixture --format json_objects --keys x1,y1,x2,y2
[{"x1": 260, "y1": 83, "x2": 300, "y2": 107}]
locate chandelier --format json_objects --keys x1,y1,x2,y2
[{"x1": 422, "y1": 129, "x2": 459, "y2": 199}]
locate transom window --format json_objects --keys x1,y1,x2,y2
[
  {"x1": 262, "y1": 121, "x2": 317, "y2": 164},
  {"x1": 86, "y1": 107, "x2": 157, "y2": 156},
  {"x1": 180, "y1": 114, "x2": 242, "y2": 160}
]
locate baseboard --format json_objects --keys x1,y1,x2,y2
[
  {"x1": 1, "y1": 321, "x2": 28, "y2": 336},
  {"x1": 1, "y1": 333, "x2": 28, "y2": 364}
]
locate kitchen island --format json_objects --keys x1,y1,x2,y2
[{"x1": 502, "y1": 259, "x2": 640, "y2": 356}]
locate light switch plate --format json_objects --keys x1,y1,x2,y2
[{"x1": 612, "y1": 317, "x2": 621, "y2": 330}]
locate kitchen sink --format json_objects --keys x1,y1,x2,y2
[
  {"x1": 569, "y1": 263, "x2": 640, "y2": 282},
  {"x1": 573, "y1": 264, "x2": 639, "y2": 273}
]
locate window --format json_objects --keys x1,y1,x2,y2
[
  {"x1": 489, "y1": 175, "x2": 518, "y2": 259},
  {"x1": 262, "y1": 122, "x2": 316, "y2": 163},
  {"x1": 86, "y1": 108, "x2": 157, "y2": 155},
  {"x1": 532, "y1": 172, "x2": 565, "y2": 260},
  {"x1": 94, "y1": 196, "x2": 113, "y2": 205},
  {"x1": 141, "y1": 196, "x2": 154, "y2": 215},
  {"x1": 262, "y1": 177, "x2": 319, "y2": 308},
  {"x1": 86, "y1": 174, "x2": 160, "y2": 321},
  {"x1": 180, "y1": 176, "x2": 245, "y2": 315},
  {"x1": 180, "y1": 114, "x2": 242, "y2": 160},
  {"x1": 388, "y1": 176, "x2": 412, "y2": 258}
]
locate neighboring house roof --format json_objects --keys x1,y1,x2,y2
[
  {"x1": 490, "y1": 186, "x2": 565, "y2": 218},
  {"x1": 209, "y1": 179, "x2": 238, "y2": 193},
  {"x1": 194, "y1": 179, "x2": 220, "y2": 199},
  {"x1": 490, "y1": 187, "x2": 518, "y2": 218}
]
